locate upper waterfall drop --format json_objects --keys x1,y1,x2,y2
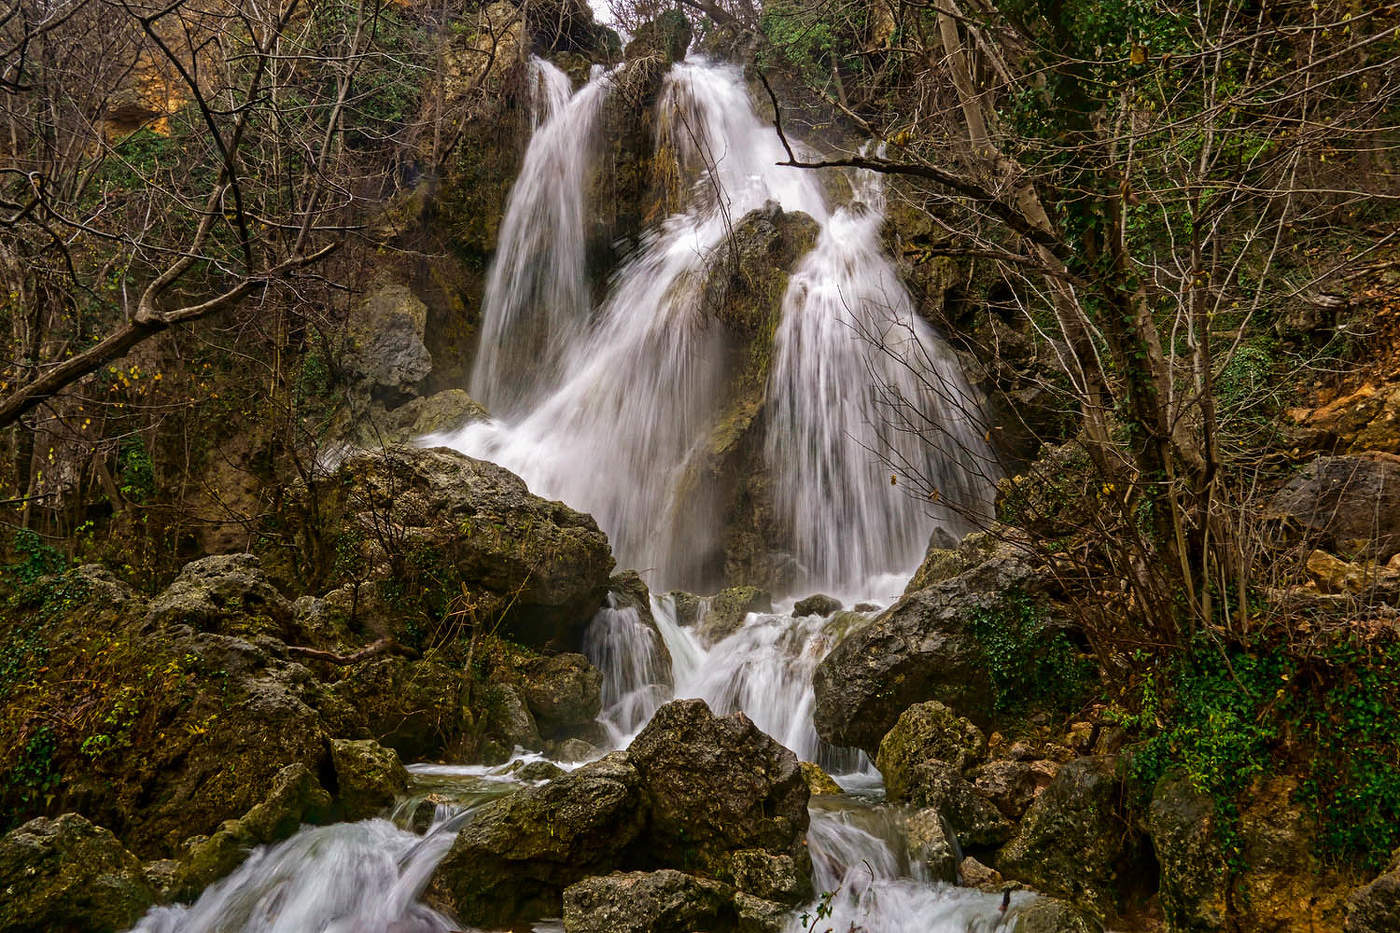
[
  {"x1": 433, "y1": 57, "x2": 994, "y2": 593},
  {"x1": 469, "y1": 58, "x2": 613, "y2": 416}
]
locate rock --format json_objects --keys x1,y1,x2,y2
[
  {"x1": 325, "y1": 656, "x2": 473, "y2": 760},
  {"x1": 510, "y1": 760, "x2": 567, "y2": 782},
  {"x1": 960, "y1": 855, "x2": 1003, "y2": 889},
  {"x1": 970, "y1": 758, "x2": 1044, "y2": 821},
  {"x1": 346, "y1": 283, "x2": 432, "y2": 394},
  {"x1": 666, "y1": 590, "x2": 702, "y2": 627},
  {"x1": 145, "y1": 553, "x2": 293, "y2": 638},
  {"x1": 426, "y1": 753, "x2": 644, "y2": 927},
  {"x1": 903, "y1": 759, "x2": 1013, "y2": 847},
  {"x1": 696, "y1": 586, "x2": 773, "y2": 647},
  {"x1": 562, "y1": 870, "x2": 738, "y2": 933},
  {"x1": 323, "y1": 446, "x2": 614, "y2": 648},
  {"x1": 168, "y1": 763, "x2": 332, "y2": 900},
  {"x1": 800, "y1": 761, "x2": 843, "y2": 796},
  {"x1": 1305, "y1": 548, "x2": 1400, "y2": 597},
  {"x1": 876, "y1": 701, "x2": 988, "y2": 801},
  {"x1": 519, "y1": 653, "x2": 603, "y2": 734},
  {"x1": 1267, "y1": 454, "x2": 1400, "y2": 560},
  {"x1": 905, "y1": 529, "x2": 1005, "y2": 593},
  {"x1": 793, "y1": 594, "x2": 843, "y2": 617},
  {"x1": 1288, "y1": 381, "x2": 1400, "y2": 456},
  {"x1": 329, "y1": 739, "x2": 408, "y2": 821},
  {"x1": 0, "y1": 813, "x2": 154, "y2": 933},
  {"x1": 481, "y1": 682, "x2": 544, "y2": 752},
  {"x1": 905, "y1": 808, "x2": 959, "y2": 883},
  {"x1": 629, "y1": 699, "x2": 811, "y2": 902},
  {"x1": 555, "y1": 738, "x2": 601, "y2": 762},
  {"x1": 1346, "y1": 857, "x2": 1400, "y2": 932},
  {"x1": 1148, "y1": 772, "x2": 1228, "y2": 932},
  {"x1": 814, "y1": 555, "x2": 1038, "y2": 754},
  {"x1": 1233, "y1": 776, "x2": 1330, "y2": 932},
  {"x1": 624, "y1": 9, "x2": 691, "y2": 63},
  {"x1": 1010, "y1": 897, "x2": 1106, "y2": 933},
  {"x1": 997, "y1": 756, "x2": 1128, "y2": 918}
]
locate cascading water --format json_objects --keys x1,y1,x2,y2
[
  {"x1": 135, "y1": 56, "x2": 1018, "y2": 933},
  {"x1": 468, "y1": 59, "x2": 614, "y2": 416}
]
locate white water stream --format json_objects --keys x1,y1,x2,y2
[{"x1": 131, "y1": 55, "x2": 1017, "y2": 933}]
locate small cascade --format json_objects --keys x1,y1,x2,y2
[
  {"x1": 583, "y1": 592, "x2": 674, "y2": 743},
  {"x1": 132, "y1": 820, "x2": 458, "y2": 933},
  {"x1": 469, "y1": 59, "x2": 614, "y2": 416},
  {"x1": 794, "y1": 803, "x2": 1032, "y2": 933},
  {"x1": 767, "y1": 170, "x2": 997, "y2": 592}
]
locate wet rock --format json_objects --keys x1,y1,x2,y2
[
  {"x1": 325, "y1": 656, "x2": 473, "y2": 760},
  {"x1": 1148, "y1": 772, "x2": 1228, "y2": 932},
  {"x1": 905, "y1": 808, "x2": 959, "y2": 883},
  {"x1": 349, "y1": 388, "x2": 488, "y2": 448},
  {"x1": 322, "y1": 446, "x2": 614, "y2": 648},
  {"x1": 610, "y1": 572, "x2": 674, "y2": 689},
  {"x1": 997, "y1": 756, "x2": 1128, "y2": 918},
  {"x1": 168, "y1": 763, "x2": 332, "y2": 901},
  {"x1": 905, "y1": 529, "x2": 1007, "y2": 593},
  {"x1": 481, "y1": 682, "x2": 543, "y2": 752},
  {"x1": 628, "y1": 699, "x2": 810, "y2": 900},
  {"x1": 813, "y1": 555, "x2": 1038, "y2": 754},
  {"x1": 519, "y1": 652, "x2": 603, "y2": 734},
  {"x1": 145, "y1": 553, "x2": 293, "y2": 639},
  {"x1": 970, "y1": 759, "x2": 1044, "y2": 821},
  {"x1": 959, "y1": 855, "x2": 1003, "y2": 889},
  {"x1": 555, "y1": 738, "x2": 601, "y2": 762},
  {"x1": 1346, "y1": 853, "x2": 1400, "y2": 932},
  {"x1": 696, "y1": 585, "x2": 773, "y2": 647},
  {"x1": 876, "y1": 701, "x2": 988, "y2": 801},
  {"x1": 0, "y1": 813, "x2": 153, "y2": 933},
  {"x1": 562, "y1": 869, "x2": 738, "y2": 933},
  {"x1": 346, "y1": 283, "x2": 432, "y2": 395},
  {"x1": 329, "y1": 738, "x2": 408, "y2": 821},
  {"x1": 1010, "y1": 897, "x2": 1106, "y2": 933},
  {"x1": 666, "y1": 590, "x2": 702, "y2": 627},
  {"x1": 793, "y1": 594, "x2": 843, "y2": 617},
  {"x1": 800, "y1": 761, "x2": 843, "y2": 796},
  {"x1": 510, "y1": 760, "x2": 567, "y2": 782},
  {"x1": 903, "y1": 759, "x2": 1013, "y2": 848},
  {"x1": 426, "y1": 753, "x2": 644, "y2": 926},
  {"x1": 1267, "y1": 454, "x2": 1400, "y2": 560}
]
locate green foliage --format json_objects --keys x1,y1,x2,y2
[
  {"x1": 118, "y1": 436, "x2": 156, "y2": 504},
  {"x1": 97, "y1": 127, "x2": 180, "y2": 191},
  {"x1": 7, "y1": 528, "x2": 66, "y2": 589},
  {"x1": 758, "y1": 0, "x2": 863, "y2": 88},
  {"x1": 3, "y1": 727, "x2": 59, "y2": 831},
  {"x1": 966, "y1": 589, "x2": 1094, "y2": 714}
]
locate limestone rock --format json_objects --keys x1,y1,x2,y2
[
  {"x1": 0, "y1": 813, "x2": 153, "y2": 933},
  {"x1": 1268, "y1": 454, "x2": 1400, "y2": 560},
  {"x1": 323, "y1": 446, "x2": 614, "y2": 648},
  {"x1": 814, "y1": 554, "x2": 1039, "y2": 754},
  {"x1": 628, "y1": 699, "x2": 811, "y2": 902},
  {"x1": 903, "y1": 758, "x2": 1013, "y2": 848},
  {"x1": 960, "y1": 855, "x2": 1003, "y2": 889},
  {"x1": 800, "y1": 761, "x2": 843, "y2": 796},
  {"x1": 697, "y1": 585, "x2": 773, "y2": 647},
  {"x1": 324, "y1": 656, "x2": 472, "y2": 760},
  {"x1": 519, "y1": 652, "x2": 603, "y2": 734},
  {"x1": 1346, "y1": 858, "x2": 1400, "y2": 932},
  {"x1": 793, "y1": 593, "x2": 843, "y2": 617},
  {"x1": 562, "y1": 870, "x2": 738, "y2": 933},
  {"x1": 970, "y1": 758, "x2": 1044, "y2": 821},
  {"x1": 1148, "y1": 772, "x2": 1228, "y2": 932},
  {"x1": 346, "y1": 283, "x2": 432, "y2": 394},
  {"x1": 1232, "y1": 776, "x2": 1329, "y2": 932},
  {"x1": 997, "y1": 756, "x2": 1127, "y2": 917},
  {"x1": 905, "y1": 808, "x2": 959, "y2": 883},
  {"x1": 426, "y1": 753, "x2": 644, "y2": 926},
  {"x1": 145, "y1": 553, "x2": 292, "y2": 639},
  {"x1": 876, "y1": 701, "x2": 988, "y2": 801},
  {"x1": 1010, "y1": 897, "x2": 1106, "y2": 933},
  {"x1": 481, "y1": 682, "x2": 544, "y2": 752},
  {"x1": 329, "y1": 739, "x2": 408, "y2": 821}
]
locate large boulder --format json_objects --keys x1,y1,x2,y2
[
  {"x1": 319, "y1": 446, "x2": 615, "y2": 649},
  {"x1": 145, "y1": 553, "x2": 293, "y2": 640},
  {"x1": 321, "y1": 656, "x2": 473, "y2": 761},
  {"x1": 518, "y1": 652, "x2": 603, "y2": 735},
  {"x1": 426, "y1": 753, "x2": 645, "y2": 927},
  {"x1": 875, "y1": 700, "x2": 988, "y2": 801},
  {"x1": 901, "y1": 758, "x2": 1013, "y2": 848},
  {"x1": 1267, "y1": 454, "x2": 1400, "y2": 560},
  {"x1": 997, "y1": 757, "x2": 1130, "y2": 918},
  {"x1": 345, "y1": 283, "x2": 432, "y2": 395},
  {"x1": 814, "y1": 555, "x2": 1038, "y2": 754},
  {"x1": 628, "y1": 699, "x2": 811, "y2": 899},
  {"x1": 1347, "y1": 854, "x2": 1400, "y2": 932},
  {"x1": 696, "y1": 585, "x2": 773, "y2": 647},
  {"x1": 328, "y1": 738, "x2": 408, "y2": 821},
  {"x1": 904, "y1": 808, "x2": 959, "y2": 883},
  {"x1": 0, "y1": 813, "x2": 153, "y2": 933},
  {"x1": 562, "y1": 870, "x2": 740, "y2": 933},
  {"x1": 1148, "y1": 772, "x2": 1228, "y2": 932}
]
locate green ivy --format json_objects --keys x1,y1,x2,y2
[{"x1": 966, "y1": 589, "x2": 1094, "y2": 714}]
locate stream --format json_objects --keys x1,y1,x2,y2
[{"x1": 131, "y1": 56, "x2": 1023, "y2": 932}]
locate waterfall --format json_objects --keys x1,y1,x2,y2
[
  {"x1": 469, "y1": 59, "x2": 614, "y2": 416},
  {"x1": 434, "y1": 58, "x2": 993, "y2": 593}
]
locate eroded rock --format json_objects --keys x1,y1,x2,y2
[{"x1": 328, "y1": 739, "x2": 408, "y2": 821}]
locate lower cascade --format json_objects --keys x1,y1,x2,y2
[{"x1": 124, "y1": 52, "x2": 1017, "y2": 933}]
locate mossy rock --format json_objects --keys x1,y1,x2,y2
[
  {"x1": 696, "y1": 585, "x2": 773, "y2": 647},
  {"x1": 329, "y1": 739, "x2": 409, "y2": 821},
  {"x1": 876, "y1": 700, "x2": 988, "y2": 801}
]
